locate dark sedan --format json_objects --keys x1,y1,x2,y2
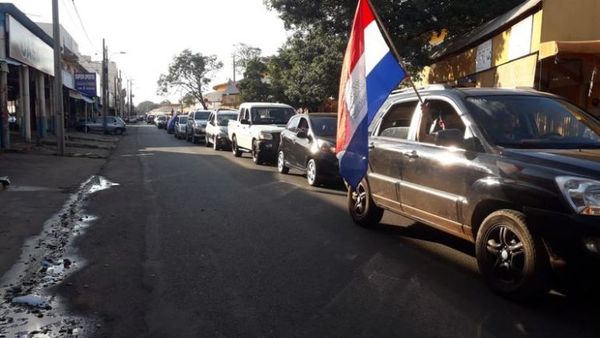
[{"x1": 278, "y1": 113, "x2": 339, "y2": 186}]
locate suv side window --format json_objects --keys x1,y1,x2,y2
[
  {"x1": 287, "y1": 116, "x2": 300, "y2": 131},
  {"x1": 378, "y1": 100, "x2": 418, "y2": 139},
  {"x1": 417, "y1": 99, "x2": 466, "y2": 146}
]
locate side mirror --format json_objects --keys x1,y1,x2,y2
[
  {"x1": 434, "y1": 129, "x2": 464, "y2": 148},
  {"x1": 240, "y1": 119, "x2": 250, "y2": 125},
  {"x1": 296, "y1": 129, "x2": 308, "y2": 138}
]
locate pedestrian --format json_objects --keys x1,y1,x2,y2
[{"x1": 588, "y1": 97, "x2": 600, "y2": 118}]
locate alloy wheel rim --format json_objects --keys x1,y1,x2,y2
[
  {"x1": 352, "y1": 183, "x2": 367, "y2": 215},
  {"x1": 485, "y1": 224, "x2": 526, "y2": 284},
  {"x1": 278, "y1": 152, "x2": 284, "y2": 171},
  {"x1": 307, "y1": 161, "x2": 316, "y2": 184}
]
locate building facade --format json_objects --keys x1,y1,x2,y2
[{"x1": 421, "y1": 0, "x2": 600, "y2": 114}]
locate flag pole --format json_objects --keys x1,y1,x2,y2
[{"x1": 366, "y1": 0, "x2": 424, "y2": 104}]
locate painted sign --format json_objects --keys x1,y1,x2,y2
[
  {"x1": 508, "y1": 15, "x2": 533, "y2": 60},
  {"x1": 74, "y1": 73, "x2": 98, "y2": 97},
  {"x1": 476, "y1": 39, "x2": 492, "y2": 72},
  {"x1": 7, "y1": 15, "x2": 54, "y2": 76}
]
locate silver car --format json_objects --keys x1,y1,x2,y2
[
  {"x1": 186, "y1": 110, "x2": 210, "y2": 144},
  {"x1": 84, "y1": 116, "x2": 127, "y2": 135},
  {"x1": 174, "y1": 115, "x2": 188, "y2": 139}
]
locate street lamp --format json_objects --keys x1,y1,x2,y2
[{"x1": 100, "y1": 42, "x2": 126, "y2": 133}]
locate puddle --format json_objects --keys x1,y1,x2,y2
[
  {"x1": 4, "y1": 186, "x2": 63, "y2": 193},
  {"x1": 0, "y1": 175, "x2": 118, "y2": 338}
]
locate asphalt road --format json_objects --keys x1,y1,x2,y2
[{"x1": 59, "y1": 124, "x2": 600, "y2": 338}]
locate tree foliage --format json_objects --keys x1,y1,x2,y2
[
  {"x1": 239, "y1": 58, "x2": 272, "y2": 102},
  {"x1": 233, "y1": 43, "x2": 262, "y2": 76},
  {"x1": 271, "y1": 29, "x2": 345, "y2": 111},
  {"x1": 265, "y1": 0, "x2": 525, "y2": 70},
  {"x1": 136, "y1": 100, "x2": 159, "y2": 113},
  {"x1": 157, "y1": 49, "x2": 223, "y2": 109}
]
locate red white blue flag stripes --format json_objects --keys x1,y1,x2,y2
[{"x1": 336, "y1": 0, "x2": 407, "y2": 189}]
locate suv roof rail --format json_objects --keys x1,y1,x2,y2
[{"x1": 390, "y1": 83, "x2": 455, "y2": 95}]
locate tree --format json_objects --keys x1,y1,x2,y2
[
  {"x1": 159, "y1": 99, "x2": 172, "y2": 105},
  {"x1": 137, "y1": 101, "x2": 159, "y2": 114},
  {"x1": 233, "y1": 43, "x2": 262, "y2": 76},
  {"x1": 157, "y1": 49, "x2": 223, "y2": 109},
  {"x1": 271, "y1": 29, "x2": 345, "y2": 111},
  {"x1": 265, "y1": 0, "x2": 525, "y2": 70},
  {"x1": 239, "y1": 58, "x2": 272, "y2": 102}
]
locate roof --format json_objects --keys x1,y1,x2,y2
[
  {"x1": 304, "y1": 113, "x2": 337, "y2": 118},
  {"x1": 240, "y1": 102, "x2": 294, "y2": 109},
  {"x1": 431, "y1": 0, "x2": 542, "y2": 60},
  {"x1": 390, "y1": 86, "x2": 558, "y2": 101}
]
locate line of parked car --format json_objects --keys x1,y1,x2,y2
[{"x1": 151, "y1": 86, "x2": 600, "y2": 300}]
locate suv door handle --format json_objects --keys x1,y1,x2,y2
[
  {"x1": 368, "y1": 142, "x2": 375, "y2": 149},
  {"x1": 403, "y1": 150, "x2": 419, "y2": 159}
]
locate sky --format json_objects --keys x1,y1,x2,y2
[{"x1": 7, "y1": 0, "x2": 289, "y2": 104}]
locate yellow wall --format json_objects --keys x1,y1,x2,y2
[
  {"x1": 541, "y1": 0, "x2": 600, "y2": 42},
  {"x1": 425, "y1": 8, "x2": 544, "y2": 86}
]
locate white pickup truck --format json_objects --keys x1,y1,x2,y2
[{"x1": 228, "y1": 102, "x2": 296, "y2": 164}]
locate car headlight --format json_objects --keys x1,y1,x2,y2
[
  {"x1": 317, "y1": 139, "x2": 336, "y2": 153},
  {"x1": 258, "y1": 132, "x2": 273, "y2": 140},
  {"x1": 556, "y1": 176, "x2": 600, "y2": 216}
]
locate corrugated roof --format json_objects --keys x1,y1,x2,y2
[{"x1": 431, "y1": 0, "x2": 542, "y2": 61}]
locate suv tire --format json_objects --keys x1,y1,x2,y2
[
  {"x1": 347, "y1": 179, "x2": 383, "y2": 228},
  {"x1": 306, "y1": 159, "x2": 320, "y2": 186},
  {"x1": 252, "y1": 139, "x2": 264, "y2": 165},
  {"x1": 232, "y1": 136, "x2": 242, "y2": 157},
  {"x1": 475, "y1": 209, "x2": 550, "y2": 300},
  {"x1": 277, "y1": 151, "x2": 289, "y2": 174}
]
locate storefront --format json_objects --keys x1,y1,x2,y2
[
  {"x1": 421, "y1": 0, "x2": 600, "y2": 115},
  {"x1": 0, "y1": 4, "x2": 55, "y2": 148}
]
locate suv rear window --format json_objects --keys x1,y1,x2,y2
[{"x1": 466, "y1": 95, "x2": 600, "y2": 149}]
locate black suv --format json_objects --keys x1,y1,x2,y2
[{"x1": 348, "y1": 86, "x2": 600, "y2": 299}]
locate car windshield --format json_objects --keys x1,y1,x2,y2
[
  {"x1": 178, "y1": 116, "x2": 188, "y2": 123},
  {"x1": 217, "y1": 112, "x2": 237, "y2": 126},
  {"x1": 310, "y1": 116, "x2": 337, "y2": 137},
  {"x1": 251, "y1": 107, "x2": 295, "y2": 125},
  {"x1": 157, "y1": 116, "x2": 166, "y2": 121},
  {"x1": 466, "y1": 95, "x2": 600, "y2": 149},
  {"x1": 194, "y1": 112, "x2": 210, "y2": 120}
]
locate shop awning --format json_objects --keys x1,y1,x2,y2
[
  {"x1": 0, "y1": 58, "x2": 22, "y2": 66},
  {"x1": 539, "y1": 40, "x2": 600, "y2": 60},
  {"x1": 69, "y1": 90, "x2": 94, "y2": 104}
]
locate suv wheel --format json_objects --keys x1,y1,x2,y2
[
  {"x1": 347, "y1": 179, "x2": 383, "y2": 227},
  {"x1": 114, "y1": 128, "x2": 124, "y2": 135},
  {"x1": 232, "y1": 136, "x2": 242, "y2": 157},
  {"x1": 306, "y1": 159, "x2": 319, "y2": 186},
  {"x1": 475, "y1": 209, "x2": 550, "y2": 300},
  {"x1": 213, "y1": 136, "x2": 219, "y2": 151},
  {"x1": 252, "y1": 140, "x2": 263, "y2": 164},
  {"x1": 277, "y1": 151, "x2": 289, "y2": 174}
]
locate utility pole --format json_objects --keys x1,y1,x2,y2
[
  {"x1": 129, "y1": 79, "x2": 133, "y2": 119},
  {"x1": 52, "y1": 0, "x2": 65, "y2": 155},
  {"x1": 114, "y1": 75, "x2": 118, "y2": 117},
  {"x1": 101, "y1": 38, "x2": 108, "y2": 134},
  {"x1": 232, "y1": 55, "x2": 236, "y2": 83}
]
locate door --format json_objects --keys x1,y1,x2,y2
[
  {"x1": 239, "y1": 108, "x2": 252, "y2": 149},
  {"x1": 289, "y1": 117, "x2": 311, "y2": 168},
  {"x1": 368, "y1": 100, "x2": 418, "y2": 211},
  {"x1": 281, "y1": 115, "x2": 300, "y2": 164},
  {"x1": 398, "y1": 98, "x2": 473, "y2": 237}
]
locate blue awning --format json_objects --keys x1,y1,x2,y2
[{"x1": 69, "y1": 90, "x2": 94, "y2": 104}]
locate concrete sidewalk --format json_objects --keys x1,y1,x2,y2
[{"x1": 2, "y1": 131, "x2": 123, "y2": 159}]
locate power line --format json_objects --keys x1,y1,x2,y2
[{"x1": 70, "y1": 0, "x2": 100, "y2": 54}]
